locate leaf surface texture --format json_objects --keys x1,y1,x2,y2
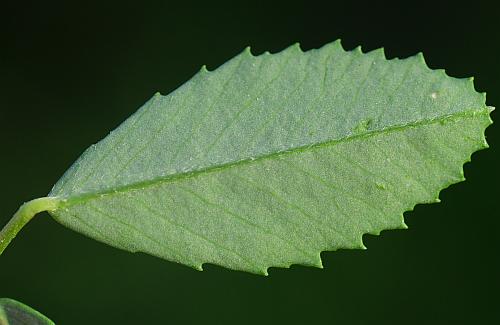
[{"x1": 49, "y1": 41, "x2": 492, "y2": 274}]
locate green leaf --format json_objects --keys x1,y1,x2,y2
[
  {"x1": 0, "y1": 40, "x2": 493, "y2": 275},
  {"x1": 0, "y1": 298, "x2": 54, "y2": 325}
]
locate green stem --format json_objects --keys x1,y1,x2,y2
[{"x1": 0, "y1": 197, "x2": 60, "y2": 255}]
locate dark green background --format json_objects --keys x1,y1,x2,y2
[{"x1": 0, "y1": 1, "x2": 498, "y2": 324}]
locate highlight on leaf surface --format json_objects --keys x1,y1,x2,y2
[
  {"x1": 0, "y1": 298, "x2": 54, "y2": 325},
  {"x1": 0, "y1": 40, "x2": 493, "y2": 275}
]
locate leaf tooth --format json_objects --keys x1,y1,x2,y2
[
  {"x1": 269, "y1": 42, "x2": 304, "y2": 59},
  {"x1": 328, "y1": 38, "x2": 343, "y2": 51},
  {"x1": 366, "y1": 46, "x2": 386, "y2": 60},
  {"x1": 415, "y1": 51, "x2": 426, "y2": 65},
  {"x1": 301, "y1": 253, "x2": 324, "y2": 269},
  {"x1": 283, "y1": 42, "x2": 302, "y2": 55},
  {"x1": 266, "y1": 255, "x2": 324, "y2": 275},
  {"x1": 199, "y1": 64, "x2": 209, "y2": 73},
  {"x1": 267, "y1": 254, "x2": 325, "y2": 274},
  {"x1": 292, "y1": 42, "x2": 302, "y2": 51},
  {"x1": 359, "y1": 241, "x2": 367, "y2": 250},
  {"x1": 290, "y1": 257, "x2": 323, "y2": 270},
  {"x1": 315, "y1": 254, "x2": 324, "y2": 269},
  {"x1": 358, "y1": 214, "x2": 409, "y2": 251},
  {"x1": 348, "y1": 233, "x2": 367, "y2": 250},
  {"x1": 259, "y1": 267, "x2": 270, "y2": 276},
  {"x1": 415, "y1": 51, "x2": 437, "y2": 72},
  {"x1": 255, "y1": 43, "x2": 294, "y2": 58},
  {"x1": 367, "y1": 229, "x2": 381, "y2": 236},
  {"x1": 479, "y1": 92, "x2": 487, "y2": 106},
  {"x1": 411, "y1": 52, "x2": 452, "y2": 79},
  {"x1": 435, "y1": 67, "x2": 447, "y2": 76},
  {"x1": 243, "y1": 45, "x2": 253, "y2": 57},
  {"x1": 459, "y1": 76, "x2": 479, "y2": 94},
  {"x1": 317, "y1": 39, "x2": 343, "y2": 56}
]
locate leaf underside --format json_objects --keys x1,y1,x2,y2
[
  {"x1": 0, "y1": 298, "x2": 54, "y2": 325},
  {"x1": 48, "y1": 41, "x2": 492, "y2": 275}
]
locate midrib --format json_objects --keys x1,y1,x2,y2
[{"x1": 55, "y1": 107, "x2": 490, "y2": 208}]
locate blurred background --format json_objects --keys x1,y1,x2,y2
[{"x1": 0, "y1": 1, "x2": 498, "y2": 324}]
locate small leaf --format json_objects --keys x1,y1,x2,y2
[
  {"x1": 0, "y1": 298, "x2": 54, "y2": 325},
  {"x1": 0, "y1": 40, "x2": 493, "y2": 275}
]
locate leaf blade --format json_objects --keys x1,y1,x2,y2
[
  {"x1": 0, "y1": 298, "x2": 54, "y2": 325},
  {"x1": 48, "y1": 41, "x2": 492, "y2": 274}
]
